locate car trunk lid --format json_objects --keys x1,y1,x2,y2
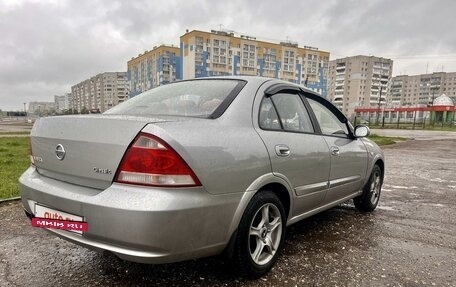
[{"x1": 30, "y1": 115, "x2": 169, "y2": 190}]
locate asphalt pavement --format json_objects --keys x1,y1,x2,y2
[
  {"x1": 1, "y1": 137, "x2": 455, "y2": 286},
  {"x1": 0, "y1": 121, "x2": 32, "y2": 133}
]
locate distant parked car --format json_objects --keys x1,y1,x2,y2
[{"x1": 20, "y1": 77, "x2": 384, "y2": 277}]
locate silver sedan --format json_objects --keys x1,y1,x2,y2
[{"x1": 20, "y1": 77, "x2": 384, "y2": 277}]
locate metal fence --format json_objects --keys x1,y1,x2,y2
[{"x1": 353, "y1": 116, "x2": 456, "y2": 130}]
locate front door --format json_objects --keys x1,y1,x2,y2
[{"x1": 306, "y1": 98, "x2": 368, "y2": 204}]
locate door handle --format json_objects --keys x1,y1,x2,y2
[
  {"x1": 275, "y1": 145, "x2": 290, "y2": 157},
  {"x1": 331, "y1": 146, "x2": 340, "y2": 156}
]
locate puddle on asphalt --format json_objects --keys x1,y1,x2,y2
[
  {"x1": 390, "y1": 185, "x2": 418, "y2": 189},
  {"x1": 421, "y1": 203, "x2": 447, "y2": 208},
  {"x1": 382, "y1": 184, "x2": 418, "y2": 191},
  {"x1": 376, "y1": 205, "x2": 395, "y2": 211}
]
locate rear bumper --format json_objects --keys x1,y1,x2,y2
[{"x1": 19, "y1": 167, "x2": 244, "y2": 264}]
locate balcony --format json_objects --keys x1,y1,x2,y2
[
  {"x1": 335, "y1": 75, "x2": 345, "y2": 81},
  {"x1": 336, "y1": 70, "x2": 346, "y2": 75}
]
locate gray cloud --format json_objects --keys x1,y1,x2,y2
[{"x1": 1, "y1": 0, "x2": 455, "y2": 110}]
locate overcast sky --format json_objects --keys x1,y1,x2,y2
[{"x1": 1, "y1": 0, "x2": 455, "y2": 111}]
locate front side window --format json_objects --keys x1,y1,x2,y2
[
  {"x1": 259, "y1": 93, "x2": 314, "y2": 133},
  {"x1": 105, "y1": 80, "x2": 242, "y2": 118},
  {"x1": 307, "y1": 98, "x2": 348, "y2": 136}
]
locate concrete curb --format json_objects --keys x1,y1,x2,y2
[{"x1": 0, "y1": 197, "x2": 21, "y2": 204}]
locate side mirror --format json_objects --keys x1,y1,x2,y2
[{"x1": 354, "y1": 125, "x2": 370, "y2": 138}]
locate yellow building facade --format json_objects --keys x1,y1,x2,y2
[
  {"x1": 127, "y1": 45, "x2": 181, "y2": 97},
  {"x1": 180, "y1": 30, "x2": 330, "y2": 96}
]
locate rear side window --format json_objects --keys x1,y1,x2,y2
[
  {"x1": 259, "y1": 93, "x2": 314, "y2": 133},
  {"x1": 105, "y1": 80, "x2": 243, "y2": 118},
  {"x1": 259, "y1": 97, "x2": 281, "y2": 130}
]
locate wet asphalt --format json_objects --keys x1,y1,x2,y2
[{"x1": 1, "y1": 137, "x2": 456, "y2": 286}]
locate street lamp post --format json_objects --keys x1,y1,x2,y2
[
  {"x1": 425, "y1": 82, "x2": 433, "y2": 125},
  {"x1": 376, "y1": 86, "x2": 382, "y2": 125},
  {"x1": 431, "y1": 86, "x2": 436, "y2": 126},
  {"x1": 23, "y1": 103, "x2": 26, "y2": 121}
]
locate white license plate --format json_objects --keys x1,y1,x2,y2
[{"x1": 34, "y1": 204, "x2": 84, "y2": 234}]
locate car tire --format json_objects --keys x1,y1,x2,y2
[
  {"x1": 232, "y1": 191, "x2": 286, "y2": 278},
  {"x1": 354, "y1": 164, "x2": 383, "y2": 212}
]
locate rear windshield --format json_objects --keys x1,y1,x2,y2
[{"x1": 105, "y1": 79, "x2": 242, "y2": 118}]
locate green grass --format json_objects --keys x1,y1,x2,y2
[
  {"x1": 366, "y1": 124, "x2": 456, "y2": 131},
  {"x1": 0, "y1": 137, "x2": 30, "y2": 199},
  {"x1": 368, "y1": 134, "x2": 406, "y2": 146},
  {"x1": 0, "y1": 131, "x2": 31, "y2": 135}
]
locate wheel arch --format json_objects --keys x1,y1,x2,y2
[
  {"x1": 375, "y1": 158, "x2": 385, "y2": 179},
  {"x1": 258, "y1": 182, "x2": 291, "y2": 219},
  {"x1": 245, "y1": 173, "x2": 294, "y2": 221}
]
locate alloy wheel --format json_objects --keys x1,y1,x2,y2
[
  {"x1": 248, "y1": 203, "x2": 282, "y2": 266},
  {"x1": 370, "y1": 170, "x2": 381, "y2": 205}
]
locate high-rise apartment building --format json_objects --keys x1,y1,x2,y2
[
  {"x1": 127, "y1": 45, "x2": 181, "y2": 98},
  {"x1": 54, "y1": 93, "x2": 71, "y2": 113},
  {"x1": 28, "y1": 101, "x2": 55, "y2": 115},
  {"x1": 180, "y1": 30, "x2": 330, "y2": 96},
  {"x1": 71, "y1": 72, "x2": 128, "y2": 113},
  {"x1": 328, "y1": 55, "x2": 393, "y2": 118},
  {"x1": 390, "y1": 72, "x2": 456, "y2": 106}
]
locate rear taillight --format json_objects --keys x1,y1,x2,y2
[{"x1": 114, "y1": 132, "x2": 201, "y2": 187}]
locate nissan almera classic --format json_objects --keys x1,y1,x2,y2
[{"x1": 20, "y1": 77, "x2": 384, "y2": 277}]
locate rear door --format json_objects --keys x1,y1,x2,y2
[
  {"x1": 305, "y1": 96, "x2": 368, "y2": 204},
  {"x1": 254, "y1": 88, "x2": 331, "y2": 216}
]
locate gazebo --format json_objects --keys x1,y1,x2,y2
[{"x1": 432, "y1": 94, "x2": 455, "y2": 124}]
